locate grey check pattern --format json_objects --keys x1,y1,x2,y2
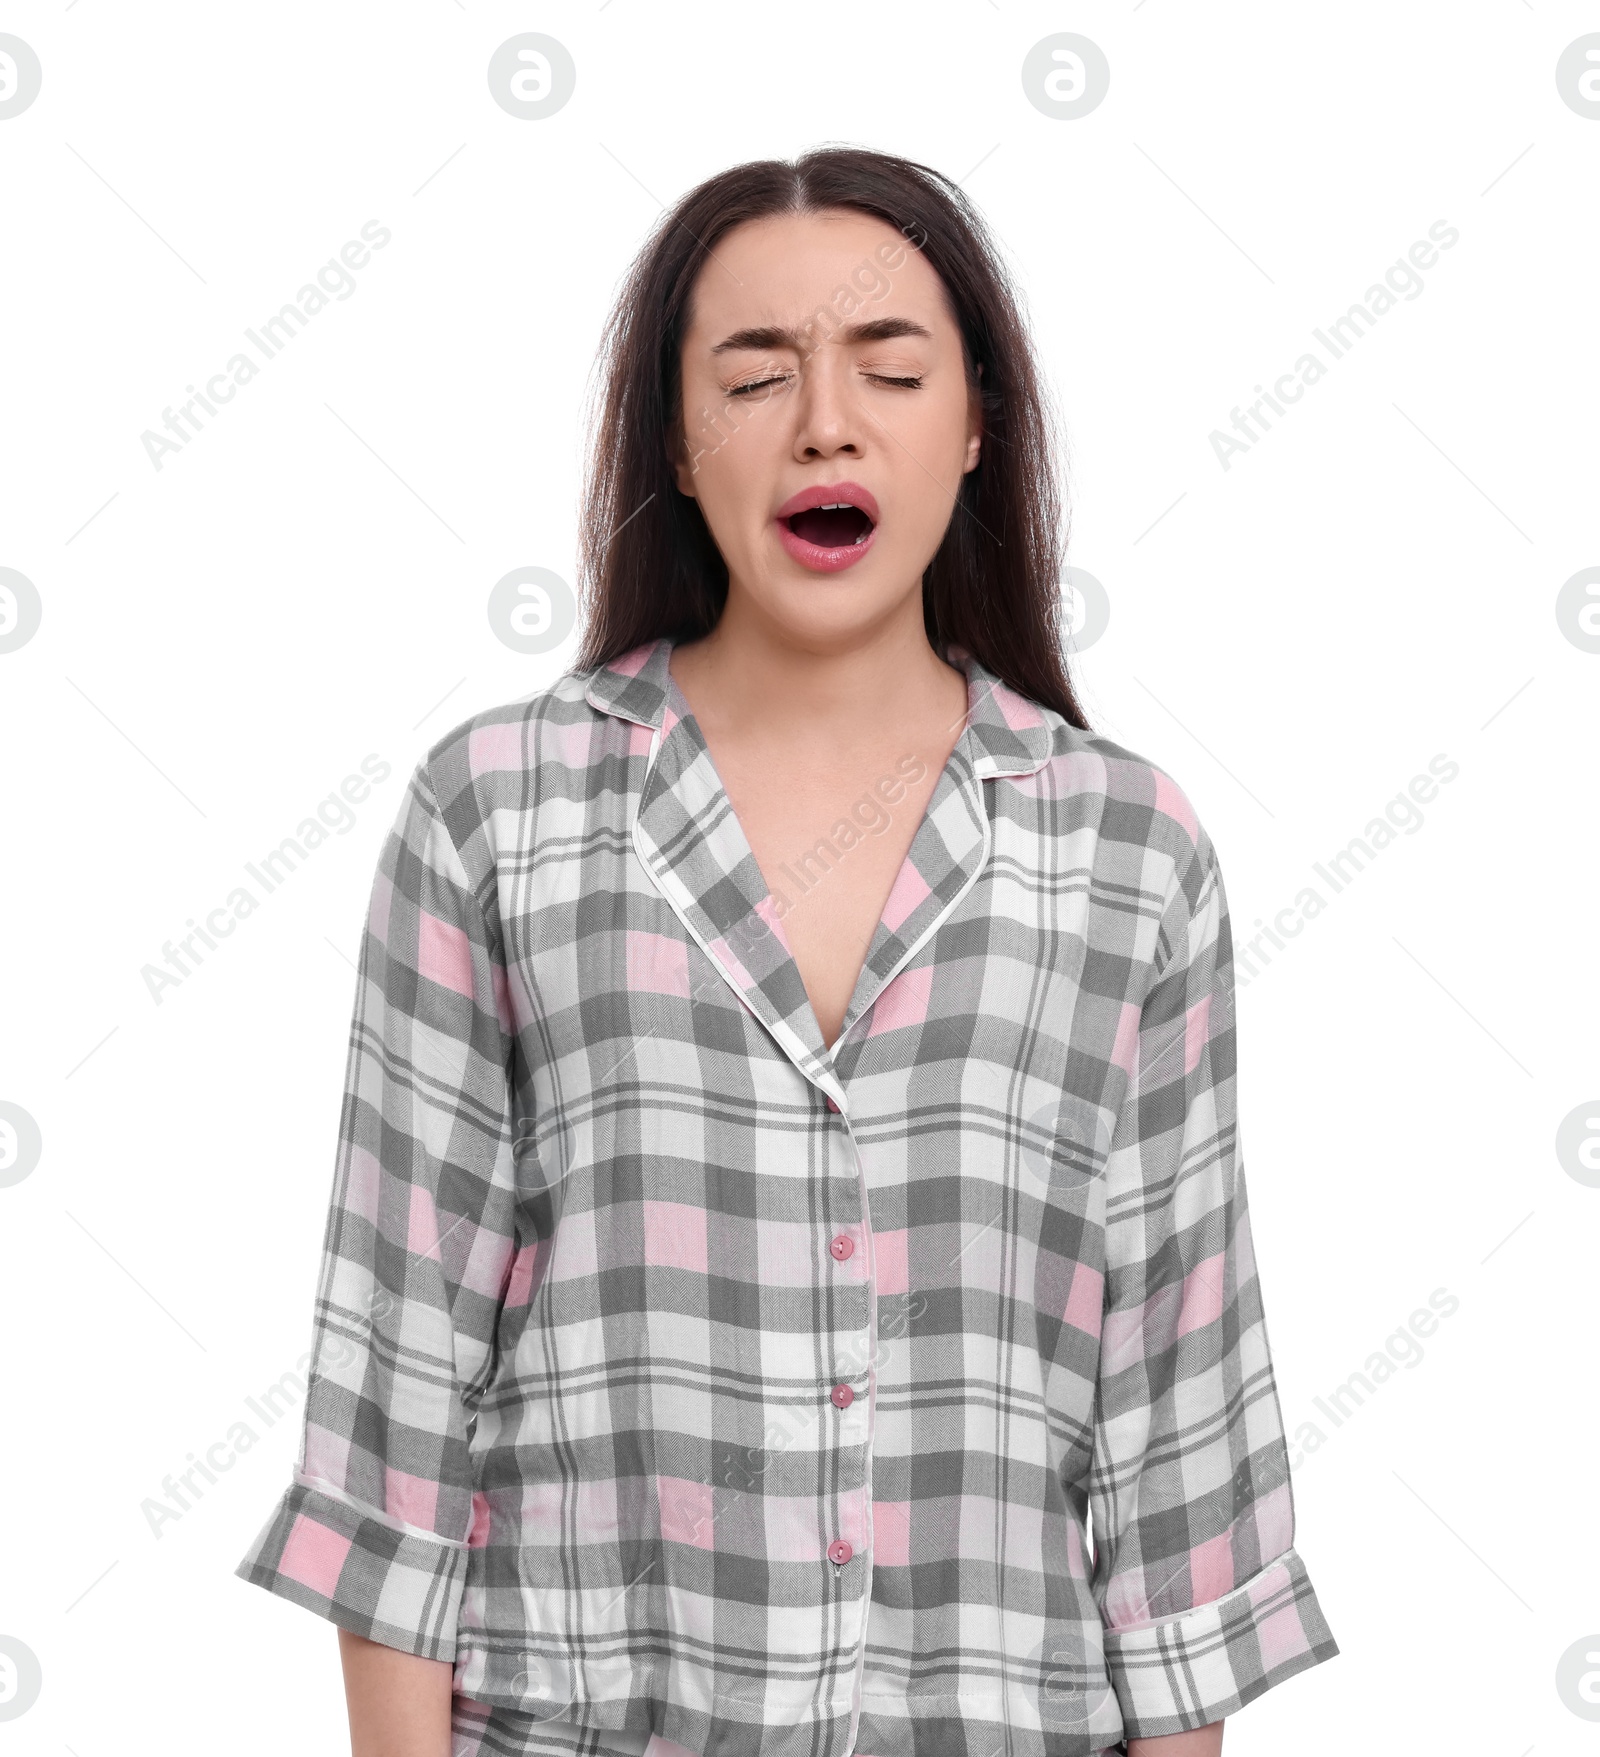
[{"x1": 236, "y1": 635, "x2": 1337, "y2": 1756}]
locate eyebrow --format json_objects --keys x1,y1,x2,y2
[{"x1": 709, "y1": 316, "x2": 934, "y2": 355}]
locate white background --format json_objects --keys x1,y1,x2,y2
[{"x1": 2, "y1": 2, "x2": 1597, "y2": 1752}]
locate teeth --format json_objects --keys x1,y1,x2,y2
[{"x1": 784, "y1": 498, "x2": 874, "y2": 545}]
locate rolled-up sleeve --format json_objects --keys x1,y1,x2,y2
[
  {"x1": 1089, "y1": 828, "x2": 1337, "y2": 1739},
  {"x1": 234, "y1": 757, "x2": 521, "y2": 1661}
]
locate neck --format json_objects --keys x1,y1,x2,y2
[{"x1": 668, "y1": 590, "x2": 967, "y2": 748}]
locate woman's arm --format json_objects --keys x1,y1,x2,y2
[
  {"x1": 338, "y1": 1628, "x2": 453, "y2": 1757},
  {"x1": 232, "y1": 756, "x2": 524, "y2": 1732},
  {"x1": 1128, "y1": 1725, "x2": 1223, "y2": 1756},
  {"x1": 1086, "y1": 822, "x2": 1337, "y2": 1740}
]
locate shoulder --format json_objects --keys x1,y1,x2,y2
[
  {"x1": 396, "y1": 665, "x2": 623, "y2": 875},
  {"x1": 425, "y1": 666, "x2": 603, "y2": 786},
  {"x1": 1037, "y1": 720, "x2": 1229, "y2": 988},
  {"x1": 1023, "y1": 712, "x2": 1220, "y2": 907}
]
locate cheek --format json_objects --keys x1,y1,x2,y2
[
  {"x1": 895, "y1": 379, "x2": 975, "y2": 464},
  {"x1": 890, "y1": 475, "x2": 956, "y2": 555},
  {"x1": 884, "y1": 388, "x2": 975, "y2": 519},
  {"x1": 684, "y1": 424, "x2": 777, "y2": 544},
  {"x1": 874, "y1": 393, "x2": 976, "y2": 551}
]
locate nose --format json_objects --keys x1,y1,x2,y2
[{"x1": 791, "y1": 350, "x2": 864, "y2": 463}]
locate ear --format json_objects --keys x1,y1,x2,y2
[
  {"x1": 963, "y1": 360, "x2": 984, "y2": 474},
  {"x1": 667, "y1": 416, "x2": 700, "y2": 500}
]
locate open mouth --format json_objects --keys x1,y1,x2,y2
[
  {"x1": 782, "y1": 503, "x2": 875, "y2": 548},
  {"x1": 774, "y1": 482, "x2": 881, "y2": 573}
]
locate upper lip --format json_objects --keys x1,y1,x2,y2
[{"x1": 775, "y1": 481, "x2": 880, "y2": 526}]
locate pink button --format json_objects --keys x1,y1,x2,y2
[
  {"x1": 825, "y1": 1095, "x2": 840, "y2": 1113},
  {"x1": 829, "y1": 1233, "x2": 854, "y2": 1261},
  {"x1": 830, "y1": 1383, "x2": 854, "y2": 1409},
  {"x1": 827, "y1": 1538, "x2": 853, "y2": 1565}
]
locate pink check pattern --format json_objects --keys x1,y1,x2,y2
[{"x1": 236, "y1": 636, "x2": 1336, "y2": 1757}]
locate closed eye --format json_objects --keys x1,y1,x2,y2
[
  {"x1": 726, "y1": 375, "x2": 788, "y2": 398},
  {"x1": 724, "y1": 371, "x2": 925, "y2": 397}
]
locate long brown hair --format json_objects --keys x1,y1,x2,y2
[{"x1": 573, "y1": 146, "x2": 1089, "y2": 729}]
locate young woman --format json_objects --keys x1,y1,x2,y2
[{"x1": 236, "y1": 148, "x2": 1337, "y2": 1757}]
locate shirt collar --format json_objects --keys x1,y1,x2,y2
[{"x1": 583, "y1": 634, "x2": 1055, "y2": 781}]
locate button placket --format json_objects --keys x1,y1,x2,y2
[
  {"x1": 820, "y1": 1084, "x2": 871, "y2": 1685},
  {"x1": 832, "y1": 1127, "x2": 877, "y2": 1736}
]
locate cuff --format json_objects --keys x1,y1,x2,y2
[
  {"x1": 1102, "y1": 1545, "x2": 1338, "y2": 1740},
  {"x1": 233, "y1": 1477, "x2": 470, "y2": 1662}
]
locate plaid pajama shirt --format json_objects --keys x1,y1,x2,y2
[{"x1": 236, "y1": 634, "x2": 1337, "y2": 1756}]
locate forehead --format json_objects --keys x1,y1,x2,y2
[{"x1": 681, "y1": 207, "x2": 956, "y2": 341}]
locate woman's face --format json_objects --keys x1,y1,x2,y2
[{"x1": 672, "y1": 207, "x2": 981, "y2": 648}]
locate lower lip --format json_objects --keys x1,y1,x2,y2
[{"x1": 775, "y1": 517, "x2": 878, "y2": 574}]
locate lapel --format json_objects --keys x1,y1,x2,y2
[{"x1": 584, "y1": 635, "x2": 1054, "y2": 1095}]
